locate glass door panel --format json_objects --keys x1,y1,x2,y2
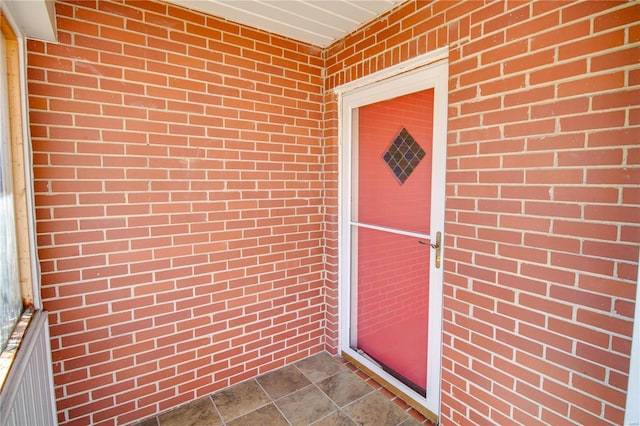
[
  {"x1": 353, "y1": 226, "x2": 430, "y2": 394},
  {"x1": 354, "y1": 89, "x2": 434, "y2": 235},
  {"x1": 350, "y1": 88, "x2": 435, "y2": 395}
]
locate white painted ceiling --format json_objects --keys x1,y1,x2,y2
[
  {"x1": 2, "y1": 0, "x2": 58, "y2": 41},
  {"x1": 168, "y1": 0, "x2": 405, "y2": 47}
]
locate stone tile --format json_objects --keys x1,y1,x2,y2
[
  {"x1": 211, "y1": 380, "x2": 270, "y2": 422},
  {"x1": 295, "y1": 352, "x2": 346, "y2": 383},
  {"x1": 256, "y1": 364, "x2": 311, "y2": 399},
  {"x1": 226, "y1": 403, "x2": 288, "y2": 426},
  {"x1": 399, "y1": 416, "x2": 426, "y2": 426},
  {"x1": 158, "y1": 397, "x2": 221, "y2": 426},
  {"x1": 342, "y1": 392, "x2": 409, "y2": 426},
  {"x1": 312, "y1": 410, "x2": 357, "y2": 426},
  {"x1": 317, "y1": 370, "x2": 373, "y2": 407},
  {"x1": 137, "y1": 417, "x2": 159, "y2": 426},
  {"x1": 136, "y1": 355, "x2": 434, "y2": 426},
  {"x1": 276, "y1": 384, "x2": 338, "y2": 426}
]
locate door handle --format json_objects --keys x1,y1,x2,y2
[{"x1": 430, "y1": 231, "x2": 442, "y2": 269}]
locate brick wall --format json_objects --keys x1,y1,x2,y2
[
  {"x1": 324, "y1": 1, "x2": 639, "y2": 425},
  {"x1": 27, "y1": 1, "x2": 324, "y2": 424},
  {"x1": 27, "y1": 0, "x2": 639, "y2": 425}
]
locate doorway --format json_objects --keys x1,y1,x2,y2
[{"x1": 338, "y1": 54, "x2": 448, "y2": 418}]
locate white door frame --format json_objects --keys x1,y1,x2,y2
[
  {"x1": 336, "y1": 49, "x2": 449, "y2": 417},
  {"x1": 624, "y1": 250, "x2": 640, "y2": 425}
]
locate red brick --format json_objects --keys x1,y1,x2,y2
[
  {"x1": 593, "y1": 45, "x2": 640, "y2": 72},
  {"x1": 544, "y1": 379, "x2": 602, "y2": 416},
  {"x1": 485, "y1": 5, "x2": 530, "y2": 34},
  {"x1": 516, "y1": 381, "x2": 568, "y2": 415},
  {"x1": 584, "y1": 240, "x2": 639, "y2": 262},
  {"x1": 527, "y1": 133, "x2": 585, "y2": 151},
  {"x1": 559, "y1": 29, "x2": 625, "y2": 60},
  {"x1": 584, "y1": 204, "x2": 639, "y2": 223},
  {"x1": 521, "y1": 292, "x2": 573, "y2": 319},
  {"x1": 525, "y1": 169, "x2": 583, "y2": 185},
  {"x1": 531, "y1": 20, "x2": 590, "y2": 51},
  {"x1": 469, "y1": 1, "x2": 504, "y2": 26},
  {"x1": 557, "y1": 148, "x2": 624, "y2": 167},
  {"x1": 576, "y1": 309, "x2": 634, "y2": 338},
  {"x1": 561, "y1": 111, "x2": 625, "y2": 131},
  {"x1": 589, "y1": 128, "x2": 640, "y2": 147},
  {"x1": 554, "y1": 220, "x2": 617, "y2": 241},
  {"x1": 525, "y1": 201, "x2": 582, "y2": 219},
  {"x1": 579, "y1": 275, "x2": 636, "y2": 300},
  {"x1": 507, "y1": 11, "x2": 559, "y2": 41},
  {"x1": 497, "y1": 272, "x2": 547, "y2": 297},
  {"x1": 521, "y1": 263, "x2": 575, "y2": 286},
  {"x1": 594, "y1": 3, "x2": 640, "y2": 32},
  {"x1": 587, "y1": 167, "x2": 640, "y2": 186},
  {"x1": 499, "y1": 214, "x2": 550, "y2": 233},
  {"x1": 553, "y1": 252, "x2": 615, "y2": 276},
  {"x1": 523, "y1": 233, "x2": 580, "y2": 254},
  {"x1": 549, "y1": 285, "x2": 612, "y2": 312},
  {"x1": 502, "y1": 153, "x2": 554, "y2": 168},
  {"x1": 593, "y1": 89, "x2": 640, "y2": 110},
  {"x1": 459, "y1": 64, "x2": 502, "y2": 87},
  {"x1": 558, "y1": 71, "x2": 625, "y2": 98},
  {"x1": 503, "y1": 48, "x2": 554, "y2": 74},
  {"x1": 493, "y1": 383, "x2": 539, "y2": 417},
  {"x1": 612, "y1": 337, "x2": 633, "y2": 361},
  {"x1": 530, "y1": 59, "x2": 587, "y2": 85},
  {"x1": 482, "y1": 106, "x2": 528, "y2": 125},
  {"x1": 504, "y1": 86, "x2": 554, "y2": 107},
  {"x1": 460, "y1": 96, "x2": 501, "y2": 115},
  {"x1": 516, "y1": 352, "x2": 569, "y2": 384},
  {"x1": 496, "y1": 329, "x2": 543, "y2": 357},
  {"x1": 462, "y1": 31, "x2": 505, "y2": 57},
  {"x1": 481, "y1": 39, "x2": 528, "y2": 66}
]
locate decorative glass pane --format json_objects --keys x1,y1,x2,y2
[{"x1": 382, "y1": 127, "x2": 425, "y2": 184}]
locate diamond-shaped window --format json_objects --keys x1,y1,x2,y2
[{"x1": 382, "y1": 127, "x2": 425, "y2": 184}]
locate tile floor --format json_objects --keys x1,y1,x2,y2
[{"x1": 136, "y1": 352, "x2": 436, "y2": 426}]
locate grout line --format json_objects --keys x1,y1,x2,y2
[
  {"x1": 254, "y1": 376, "x2": 293, "y2": 426},
  {"x1": 140, "y1": 353, "x2": 434, "y2": 425},
  {"x1": 337, "y1": 356, "x2": 435, "y2": 425},
  {"x1": 298, "y1": 356, "x2": 353, "y2": 425},
  {"x1": 214, "y1": 379, "x2": 274, "y2": 425},
  {"x1": 207, "y1": 393, "x2": 226, "y2": 426}
]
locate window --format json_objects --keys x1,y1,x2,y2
[
  {"x1": 0, "y1": 25, "x2": 23, "y2": 354},
  {"x1": 0, "y1": 12, "x2": 37, "y2": 390}
]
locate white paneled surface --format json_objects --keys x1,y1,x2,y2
[
  {"x1": 168, "y1": 0, "x2": 405, "y2": 47},
  {"x1": 0, "y1": 310, "x2": 57, "y2": 426},
  {"x1": 2, "y1": 0, "x2": 57, "y2": 42}
]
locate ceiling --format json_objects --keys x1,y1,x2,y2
[
  {"x1": 2, "y1": 0, "x2": 57, "y2": 41},
  {"x1": 168, "y1": 0, "x2": 405, "y2": 47}
]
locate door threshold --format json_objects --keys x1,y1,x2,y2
[
  {"x1": 341, "y1": 350, "x2": 438, "y2": 424},
  {"x1": 355, "y1": 348, "x2": 426, "y2": 396}
]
